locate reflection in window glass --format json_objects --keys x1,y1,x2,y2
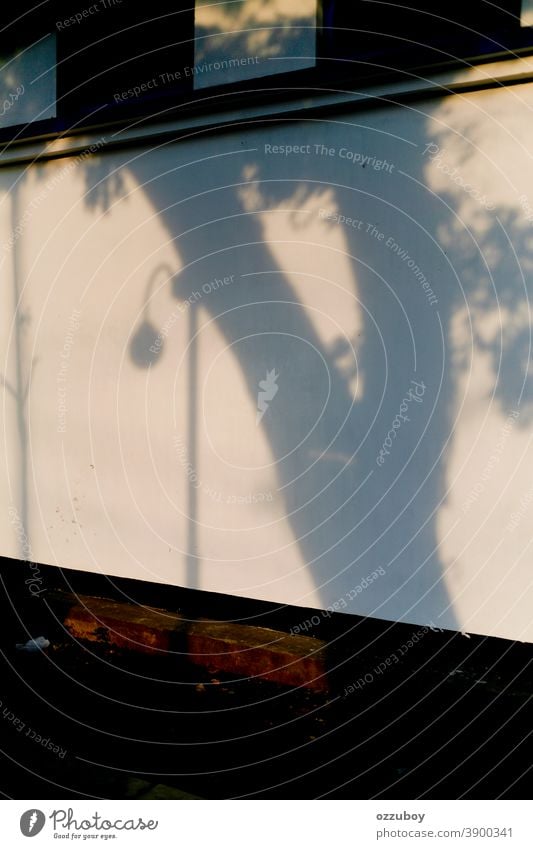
[
  {"x1": 0, "y1": 34, "x2": 56, "y2": 130},
  {"x1": 522, "y1": 0, "x2": 533, "y2": 26},
  {"x1": 193, "y1": 0, "x2": 317, "y2": 90}
]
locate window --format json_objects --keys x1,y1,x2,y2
[
  {"x1": 193, "y1": 0, "x2": 317, "y2": 89},
  {"x1": 0, "y1": 34, "x2": 56, "y2": 130}
]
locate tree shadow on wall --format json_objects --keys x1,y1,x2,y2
[{"x1": 82, "y1": 87, "x2": 531, "y2": 634}]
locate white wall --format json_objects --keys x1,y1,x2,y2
[{"x1": 1, "y1": 77, "x2": 533, "y2": 642}]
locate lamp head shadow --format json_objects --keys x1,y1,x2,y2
[
  {"x1": 129, "y1": 263, "x2": 176, "y2": 368},
  {"x1": 130, "y1": 319, "x2": 163, "y2": 368}
]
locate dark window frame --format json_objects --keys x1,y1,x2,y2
[{"x1": 1, "y1": 1, "x2": 533, "y2": 147}]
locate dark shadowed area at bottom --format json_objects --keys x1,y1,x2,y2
[{"x1": 0, "y1": 559, "x2": 531, "y2": 800}]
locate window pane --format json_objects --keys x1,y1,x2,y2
[
  {"x1": 0, "y1": 34, "x2": 56, "y2": 130},
  {"x1": 522, "y1": 0, "x2": 533, "y2": 26},
  {"x1": 193, "y1": 0, "x2": 317, "y2": 90}
]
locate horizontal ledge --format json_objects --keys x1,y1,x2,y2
[
  {"x1": 2, "y1": 55, "x2": 533, "y2": 168},
  {"x1": 52, "y1": 592, "x2": 329, "y2": 693}
]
